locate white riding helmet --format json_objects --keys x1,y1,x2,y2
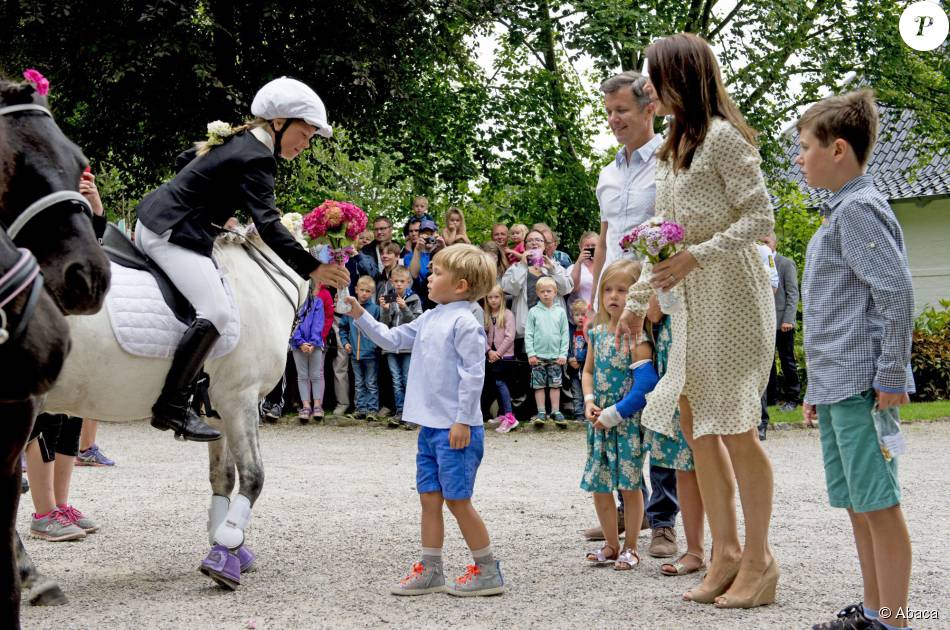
[{"x1": 251, "y1": 77, "x2": 332, "y2": 138}]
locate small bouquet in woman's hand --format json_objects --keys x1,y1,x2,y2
[
  {"x1": 301, "y1": 200, "x2": 368, "y2": 313},
  {"x1": 620, "y1": 218, "x2": 685, "y2": 313}
]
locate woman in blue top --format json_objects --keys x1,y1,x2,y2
[{"x1": 134, "y1": 77, "x2": 350, "y2": 442}]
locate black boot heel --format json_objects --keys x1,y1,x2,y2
[{"x1": 151, "y1": 318, "x2": 223, "y2": 442}]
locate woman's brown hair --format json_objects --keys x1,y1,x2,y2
[{"x1": 646, "y1": 33, "x2": 757, "y2": 171}]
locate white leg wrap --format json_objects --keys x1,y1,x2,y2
[
  {"x1": 207, "y1": 495, "x2": 230, "y2": 546},
  {"x1": 213, "y1": 494, "x2": 251, "y2": 550}
]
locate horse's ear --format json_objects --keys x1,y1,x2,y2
[{"x1": 0, "y1": 80, "x2": 37, "y2": 106}]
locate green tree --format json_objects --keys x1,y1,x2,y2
[{"x1": 0, "y1": 0, "x2": 489, "y2": 190}]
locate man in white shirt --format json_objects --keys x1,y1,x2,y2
[
  {"x1": 584, "y1": 71, "x2": 681, "y2": 561},
  {"x1": 591, "y1": 71, "x2": 664, "y2": 301}
]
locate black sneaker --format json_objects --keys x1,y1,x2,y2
[{"x1": 812, "y1": 602, "x2": 870, "y2": 630}]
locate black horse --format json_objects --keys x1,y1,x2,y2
[{"x1": 0, "y1": 78, "x2": 111, "y2": 628}]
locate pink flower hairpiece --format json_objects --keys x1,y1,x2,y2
[{"x1": 22, "y1": 68, "x2": 50, "y2": 96}]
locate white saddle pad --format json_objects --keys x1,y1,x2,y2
[{"x1": 105, "y1": 262, "x2": 240, "y2": 360}]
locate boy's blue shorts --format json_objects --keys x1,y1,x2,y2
[
  {"x1": 416, "y1": 425, "x2": 484, "y2": 500},
  {"x1": 817, "y1": 389, "x2": 901, "y2": 513}
]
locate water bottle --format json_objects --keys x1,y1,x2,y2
[{"x1": 871, "y1": 404, "x2": 906, "y2": 462}]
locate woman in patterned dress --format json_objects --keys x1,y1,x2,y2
[{"x1": 617, "y1": 33, "x2": 778, "y2": 608}]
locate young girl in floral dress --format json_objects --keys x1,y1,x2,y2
[{"x1": 581, "y1": 259, "x2": 658, "y2": 570}]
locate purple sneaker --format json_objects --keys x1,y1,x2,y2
[
  {"x1": 237, "y1": 545, "x2": 256, "y2": 573},
  {"x1": 199, "y1": 544, "x2": 241, "y2": 590},
  {"x1": 76, "y1": 444, "x2": 116, "y2": 467}
]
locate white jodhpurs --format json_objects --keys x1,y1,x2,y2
[{"x1": 135, "y1": 222, "x2": 231, "y2": 333}]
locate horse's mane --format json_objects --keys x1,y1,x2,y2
[
  {"x1": 0, "y1": 78, "x2": 47, "y2": 207},
  {"x1": 213, "y1": 224, "x2": 265, "y2": 248},
  {"x1": 0, "y1": 118, "x2": 11, "y2": 204},
  {"x1": 0, "y1": 78, "x2": 44, "y2": 108}
]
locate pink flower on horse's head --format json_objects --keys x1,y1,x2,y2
[{"x1": 22, "y1": 69, "x2": 50, "y2": 97}]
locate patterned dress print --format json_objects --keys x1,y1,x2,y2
[
  {"x1": 626, "y1": 118, "x2": 775, "y2": 438},
  {"x1": 644, "y1": 317, "x2": 695, "y2": 471},
  {"x1": 580, "y1": 326, "x2": 645, "y2": 493}
]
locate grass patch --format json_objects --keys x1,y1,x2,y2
[{"x1": 769, "y1": 400, "x2": 950, "y2": 425}]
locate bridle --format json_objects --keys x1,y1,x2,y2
[
  {"x1": 0, "y1": 247, "x2": 43, "y2": 345},
  {"x1": 0, "y1": 103, "x2": 93, "y2": 241}
]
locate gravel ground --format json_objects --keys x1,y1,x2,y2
[{"x1": 18, "y1": 418, "x2": 950, "y2": 630}]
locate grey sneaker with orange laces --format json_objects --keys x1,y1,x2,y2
[
  {"x1": 390, "y1": 561, "x2": 446, "y2": 596},
  {"x1": 447, "y1": 560, "x2": 506, "y2": 597}
]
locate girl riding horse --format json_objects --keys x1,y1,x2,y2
[{"x1": 134, "y1": 77, "x2": 350, "y2": 442}]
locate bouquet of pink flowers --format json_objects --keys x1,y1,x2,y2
[
  {"x1": 619, "y1": 217, "x2": 685, "y2": 313},
  {"x1": 619, "y1": 217, "x2": 684, "y2": 264},
  {"x1": 301, "y1": 200, "x2": 368, "y2": 313}
]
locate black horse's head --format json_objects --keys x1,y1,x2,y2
[
  {"x1": 0, "y1": 79, "x2": 109, "y2": 315},
  {"x1": 0, "y1": 122, "x2": 70, "y2": 401}
]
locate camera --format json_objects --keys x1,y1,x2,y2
[
  {"x1": 527, "y1": 248, "x2": 544, "y2": 267},
  {"x1": 584, "y1": 246, "x2": 595, "y2": 257},
  {"x1": 424, "y1": 236, "x2": 437, "y2": 246},
  {"x1": 383, "y1": 289, "x2": 397, "y2": 303}
]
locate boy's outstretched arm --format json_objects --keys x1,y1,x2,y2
[{"x1": 347, "y1": 296, "x2": 421, "y2": 353}]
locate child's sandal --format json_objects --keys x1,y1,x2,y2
[
  {"x1": 614, "y1": 548, "x2": 640, "y2": 571},
  {"x1": 585, "y1": 544, "x2": 618, "y2": 567}
]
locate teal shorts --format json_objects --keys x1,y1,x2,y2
[{"x1": 817, "y1": 390, "x2": 900, "y2": 513}]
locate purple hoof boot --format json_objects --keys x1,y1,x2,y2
[
  {"x1": 237, "y1": 545, "x2": 256, "y2": 573},
  {"x1": 199, "y1": 544, "x2": 241, "y2": 590}
]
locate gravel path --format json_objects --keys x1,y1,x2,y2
[{"x1": 18, "y1": 419, "x2": 950, "y2": 629}]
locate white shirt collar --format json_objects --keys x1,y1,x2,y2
[
  {"x1": 615, "y1": 134, "x2": 662, "y2": 168},
  {"x1": 250, "y1": 126, "x2": 275, "y2": 152}
]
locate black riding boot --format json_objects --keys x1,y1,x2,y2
[{"x1": 151, "y1": 318, "x2": 222, "y2": 442}]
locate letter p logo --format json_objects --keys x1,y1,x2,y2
[{"x1": 900, "y1": 1, "x2": 949, "y2": 51}]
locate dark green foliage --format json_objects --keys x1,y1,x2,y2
[
  {"x1": 1, "y1": 0, "x2": 945, "y2": 258},
  {"x1": 911, "y1": 300, "x2": 950, "y2": 402}
]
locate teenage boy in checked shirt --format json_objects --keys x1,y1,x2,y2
[
  {"x1": 345, "y1": 244, "x2": 505, "y2": 597},
  {"x1": 797, "y1": 90, "x2": 915, "y2": 630}
]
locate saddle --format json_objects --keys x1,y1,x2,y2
[{"x1": 101, "y1": 224, "x2": 195, "y2": 325}]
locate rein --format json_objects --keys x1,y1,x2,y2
[
  {"x1": 0, "y1": 104, "x2": 94, "y2": 241},
  {"x1": 213, "y1": 225, "x2": 303, "y2": 320},
  {"x1": 0, "y1": 248, "x2": 44, "y2": 345}
]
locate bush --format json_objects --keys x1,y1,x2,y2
[{"x1": 911, "y1": 299, "x2": 950, "y2": 401}]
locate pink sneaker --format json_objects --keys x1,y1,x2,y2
[{"x1": 496, "y1": 413, "x2": 519, "y2": 434}]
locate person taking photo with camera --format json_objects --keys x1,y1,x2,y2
[
  {"x1": 406, "y1": 219, "x2": 446, "y2": 309},
  {"x1": 568, "y1": 231, "x2": 599, "y2": 310}
]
